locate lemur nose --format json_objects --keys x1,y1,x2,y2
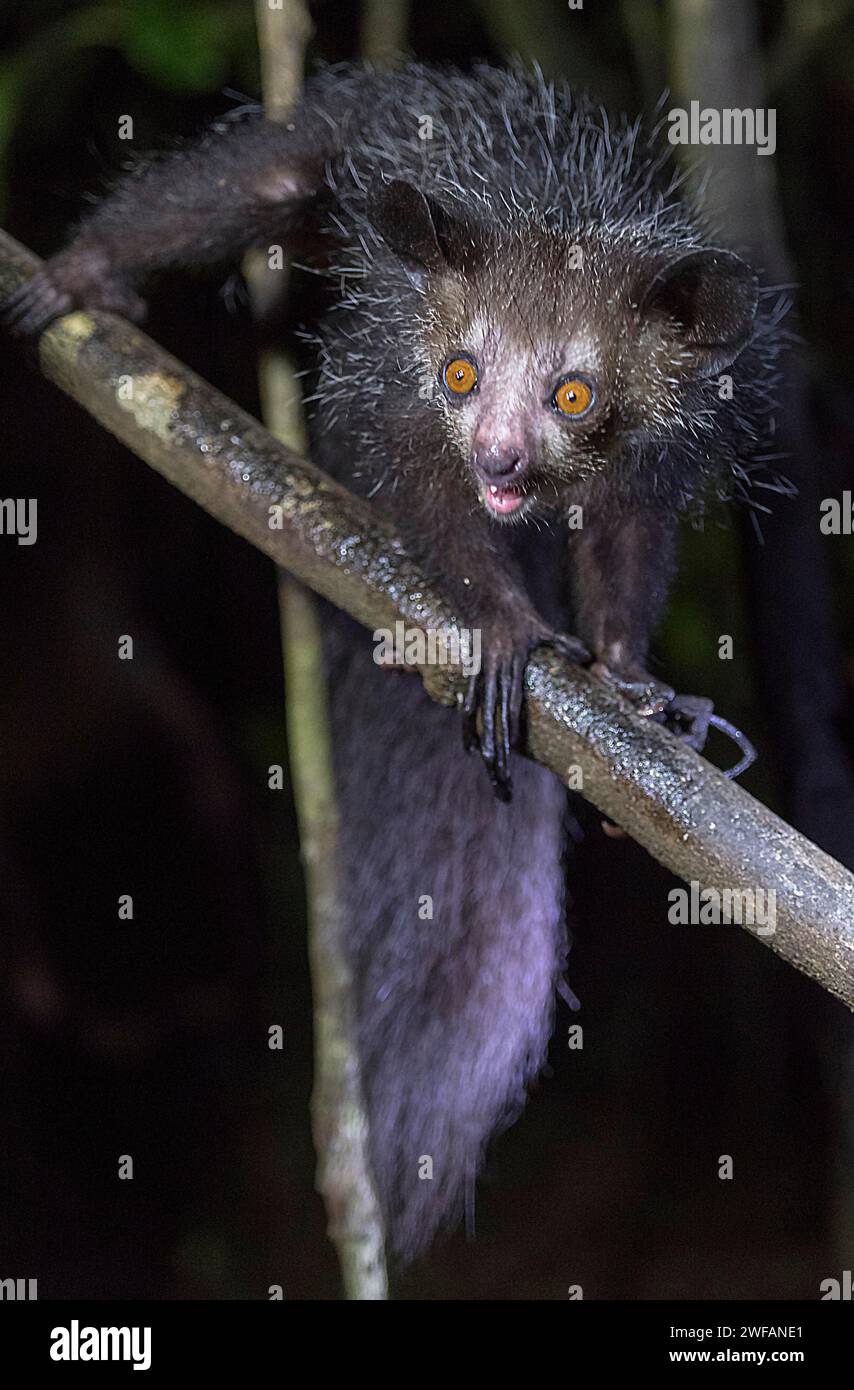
[{"x1": 473, "y1": 444, "x2": 528, "y2": 480}]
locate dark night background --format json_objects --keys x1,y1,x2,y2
[{"x1": 0, "y1": 0, "x2": 853, "y2": 1299}]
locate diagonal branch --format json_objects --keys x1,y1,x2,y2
[{"x1": 2, "y1": 226, "x2": 853, "y2": 1010}]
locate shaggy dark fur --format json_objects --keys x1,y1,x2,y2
[{"x1": 3, "y1": 62, "x2": 784, "y2": 1262}]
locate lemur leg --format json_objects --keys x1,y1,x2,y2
[{"x1": 2, "y1": 118, "x2": 335, "y2": 335}]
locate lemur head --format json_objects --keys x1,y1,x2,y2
[{"x1": 369, "y1": 178, "x2": 759, "y2": 521}]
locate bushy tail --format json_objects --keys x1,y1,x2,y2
[{"x1": 323, "y1": 610, "x2": 567, "y2": 1263}]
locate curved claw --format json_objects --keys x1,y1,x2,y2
[
  {"x1": 655, "y1": 694, "x2": 756, "y2": 780},
  {"x1": 462, "y1": 674, "x2": 479, "y2": 754},
  {"x1": 1, "y1": 273, "x2": 73, "y2": 336},
  {"x1": 707, "y1": 711, "x2": 756, "y2": 780},
  {"x1": 2, "y1": 265, "x2": 147, "y2": 338},
  {"x1": 507, "y1": 652, "x2": 524, "y2": 748},
  {"x1": 465, "y1": 664, "x2": 513, "y2": 800}
]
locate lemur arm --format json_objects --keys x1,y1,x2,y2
[
  {"x1": 572, "y1": 506, "x2": 680, "y2": 710},
  {"x1": 389, "y1": 479, "x2": 588, "y2": 798}
]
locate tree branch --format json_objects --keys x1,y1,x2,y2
[{"x1": 2, "y1": 226, "x2": 853, "y2": 1010}]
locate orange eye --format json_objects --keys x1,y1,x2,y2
[
  {"x1": 553, "y1": 376, "x2": 595, "y2": 416},
  {"x1": 443, "y1": 356, "x2": 478, "y2": 395}
]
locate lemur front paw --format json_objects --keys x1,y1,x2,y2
[
  {"x1": 463, "y1": 619, "x2": 589, "y2": 801},
  {"x1": 592, "y1": 662, "x2": 713, "y2": 750},
  {"x1": 592, "y1": 666, "x2": 756, "y2": 778},
  {"x1": 654, "y1": 692, "x2": 714, "y2": 754},
  {"x1": 2, "y1": 251, "x2": 146, "y2": 336}
]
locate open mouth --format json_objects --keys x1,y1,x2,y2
[{"x1": 480, "y1": 480, "x2": 529, "y2": 516}]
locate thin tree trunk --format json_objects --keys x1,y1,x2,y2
[{"x1": 251, "y1": 0, "x2": 388, "y2": 1298}]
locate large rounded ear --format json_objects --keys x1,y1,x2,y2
[
  {"x1": 367, "y1": 177, "x2": 480, "y2": 278},
  {"x1": 640, "y1": 248, "x2": 759, "y2": 377}
]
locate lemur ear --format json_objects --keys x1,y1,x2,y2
[
  {"x1": 367, "y1": 178, "x2": 479, "y2": 279},
  {"x1": 641, "y1": 248, "x2": 759, "y2": 377}
]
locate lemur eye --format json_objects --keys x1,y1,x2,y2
[
  {"x1": 552, "y1": 376, "x2": 595, "y2": 417},
  {"x1": 442, "y1": 356, "x2": 478, "y2": 396}
]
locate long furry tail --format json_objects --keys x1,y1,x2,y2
[{"x1": 323, "y1": 609, "x2": 567, "y2": 1262}]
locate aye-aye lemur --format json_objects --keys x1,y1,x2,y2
[{"x1": 4, "y1": 63, "x2": 782, "y2": 1263}]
